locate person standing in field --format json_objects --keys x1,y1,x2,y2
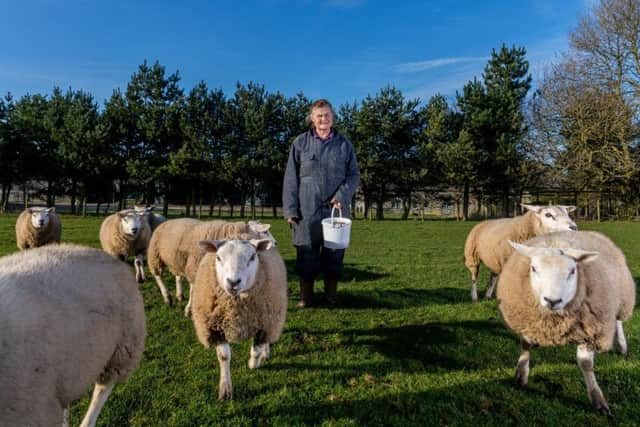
[{"x1": 283, "y1": 99, "x2": 360, "y2": 308}]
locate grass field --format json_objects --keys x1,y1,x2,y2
[{"x1": 1, "y1": 215, "x2": 639, "y2": 426}]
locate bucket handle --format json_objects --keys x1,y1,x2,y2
[{"x1": 331, "y1": 205, "x2": 342, "y2": 226}]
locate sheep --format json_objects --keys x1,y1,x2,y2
[
  {"x1": 190, "y1": 238, "x2": 287, "y2": 400},
  {"x1": 99, "y1": 210, "x2": 151, "y2": 283},
  {"x1": 464, "y1": 204, "x2": 577, "y2": 301},
  {"x1": 147, "y1": 219, "x2": 277, "y2": 316},
  {"x1": 133, "y1": 205, "x2": 167, "y2": 231},
  {"x1": 15, "y1": 206, "x2": 62, "y2": 250},
  {"x1": 496, "y1": 231, "x2": 635, "y2": 415},
  {"x1": 0, "y1": 243, "x2": 146, "y2": 427}
]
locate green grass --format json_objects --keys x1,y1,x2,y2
[{"x1": 1, "y1": 215, "x2": 640, "y2": 426}]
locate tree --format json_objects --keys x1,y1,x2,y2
[
  {"x1": 532, "y1": 58, "x2": 636, "y2": 220},
  {"x1": 12, "y1": 93, "x2": 62, "y2": 206},
  {"x1": 125, "y1": 60, "x2": 185, "y2": 215},
  {"x1": 170, "y1": 82, "x2": 227, "y2": 217},
  {"x1": 0, "y1": 94, "x2": 38, "y2": 211},
  {"x1": 351, "y1": 86, "x2": 422, "y2": 220},
  {"x1": 483, "y1": 45, "x2": 532, "y2": 215}
]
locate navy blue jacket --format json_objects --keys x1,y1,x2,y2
[{"x1": 282, "y1": 129, "x2": 360, "y2": 246}]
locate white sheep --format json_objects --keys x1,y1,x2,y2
[
  {"x1": 133, "y1": 205, "x2": 166, "y2": 231},
  {"x1": 147, "y1": 219, "x2": 276, "y2": 316},
  {"x1": 99, "y1": 210, "x2": 151, "y2": 283},
  {"x1": 15, "y1": 207, "x2": 62, "y2": 250},
  {"x1": 464, "y1": 204, "x2": 577, "y2": 301},
  {"x1": 496, "y1": 231, "x2": 635, "y2": 415},
  {"x1": 191, "y1": 239, "x2": 287, "y2": 400},
  {"x1": 0, "y1": 243, "x2": 146, "y2": 427}
]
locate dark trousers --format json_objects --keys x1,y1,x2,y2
[{"x1": 295, "y1": 245, "x2": 345, "y2": 282}]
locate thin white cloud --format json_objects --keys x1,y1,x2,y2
[{"x1": 395, "y1": 56, "x2": 488, "y2": 73}]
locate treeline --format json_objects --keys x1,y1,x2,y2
[{"x1": 1, "y1": 0, "x2": 639, "y2": 220}]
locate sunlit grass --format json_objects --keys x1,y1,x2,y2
[{"x1": 1, "y1": 214, "x2": 639, "y2": 426}]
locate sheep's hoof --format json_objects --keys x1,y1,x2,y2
[
  {"x1": 164, "y1": 295, "x2": 173, "y2": 307},
  {"x1": 218, "y1": 383, "x2": 233, "y2": 400},
  {"x1": 136, "y1": 272, "x2": 145, "y2": 284},
  {"x1": 176, "y1": 294, "x2": 184, "y2": 302},
  {"x1": 514, "y1": 364, "x2": 529, "y2": 387},
  {"x1": 249, "y1": 355, "x2": 266, "y2": 370},
  {"x1": 184, "y1": 306, "x2": 192, "y2": 317},
  {"x1": 590, "y1": 389, "x2": 611, "y2": 416}
]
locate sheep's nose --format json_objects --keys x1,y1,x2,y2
[
  {"x1": 131, "y1": 227, "x2": 138, "y2": 234},
  {"x1": 569, "y1": 224, "x2": 577, "y2": 231},
  {"x1": 227, "y1": 278, "x2": 241, "y2": 288},
  {"x1": 544, "y1": 297, "x2": 562, "y2": 309},
  {"x1": 38, "y1": 221, "x2": 44, "y2": 226}
]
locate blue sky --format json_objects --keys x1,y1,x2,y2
[{"x1": 2, "y1": 0, "x2": 592, "y2": 107}]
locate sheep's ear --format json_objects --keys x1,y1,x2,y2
[
  {"x1": 250, "y1": 239, "x2": 273, "y2": 252},
  {"x1": 46, "y1": 207, "x2": 55, "y2": 213},
  {"x1": 509, "y1": 240, "x2": 537, "y2": 258},
  {"x1": 117, "y1": 211, "x2": 128, "y2": 219},
  {"x1": 563, "y1": 248, "x2": 599, "y2": 263},
  {"x1": 521, "y1": 204, "x2": 542, "y2": 213},
  {"x1": 26, "y1": 208, "x2": 33, "y2": 214},
  {"x1": 560, "y1": 205, "x2": 576, "y2": 213},
  {"x1": 198, "y1": 240, "x2": 225, "y2": 253}
]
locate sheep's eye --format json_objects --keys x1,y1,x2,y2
[
  {"x1": 545, "y1": 213, "x2": 555, "y2": 219},
  {"x1": 216, "y1": 255, "x2": 222, "y2": 262},
  {"x1": 568, "y1": 267, "x2": 575, "y2": 276},
  {"x1": 249, "y1": 254, "x2": 256, "y2": 263},
  {"x1": 531, "y1": 265, "x2": 537, "y2": 273}
]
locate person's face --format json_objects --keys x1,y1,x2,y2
[{"x1": 310, "y1": 106, "x2": 333, "y2": 132}]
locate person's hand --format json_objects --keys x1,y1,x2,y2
[
  {"x1": 330, "y1": 197, "x2": 342, "y2": 210},
  {"x1": 287, "y1": 217, "x2": 298, "y2": 226}
]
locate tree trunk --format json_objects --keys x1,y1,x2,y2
[
  {"x1": 46, "y1": 180, "x2": 53, "y2": 207},
  {"x1": 23, "y1": 184, "x2": 28, "y2": 209},
  {"x1": 96, "y1": 202, "x2": 101, "y2": 216},
  {"x1": 375, "y1": 196, "x2": 384, "y2": 220},
  {"x1": 70, "y1": 179, "x2": 78, "y2": 215},
  {"x1": 462, "y1": 180, "x2": 470, "y2": 221},
  {"x1": 401, "y1": 195, "x2": 411, "y2": 220},
  {"x1": 82, "y1": 197, "x2": 87, "y2": 217}
]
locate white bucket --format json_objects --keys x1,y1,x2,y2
[{"x1": 321, "y1": 206, "x2": 352, "y2": 250}]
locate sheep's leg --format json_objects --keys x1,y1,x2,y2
[
  {"x1": 577, "y1": 344, "x2": 611, "y2": 415},
  {"x1": 216, "y1": 343, "x2": 233, "y2": 400},
  {"x1": 184, "y1": 281, "x2": 194, "y2": 317},
  {"x1": 469, "y1": 264, "x2": 479, "y2": 302},
  {"x1": 175, "y1": 275, "x2": 184, "y2": 301},
  {"x1": 79, "y1": 380, "x2": 116, "y2": 427},
  {"x1": 249, "y1": 330, "x2": 269, "y2": 369},
  {"x1": 615, "y1": 320, "x2": 628, "y2": 356},
  {"x1": 152, "y1": 274, "x2": 173, "y2": 306},
  {"x1": 62, "y1": 407, "x2": 69, "y2": 427},
  {"x1": 515, "y1": 338, "x2": 532, "y2": 386},
  {"x1": 134, "y1": 254, "x2": 145, "y2": 283},
  {"x1": 485, "y1": 273, "x2": 498, "y2": 299}
]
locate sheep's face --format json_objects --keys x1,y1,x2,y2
[
  {"x1": 199, "y1": 239, "x2": 273, "y2": 297},
  {"x1": 248, "y1": 221, "x2": 277, "y2": 247},
  {"x1": 510, "y1": 241, "x2": 598, "y2": 312},
  {"x1": 118, "y1": 212, "x2": 143, "y2": 237},
  {"x1": 523, "y1": 204, "x2": 577, "y2": 233},
  {"x1": 28, "y1": 208, "x2": 53, "y2": 229}
]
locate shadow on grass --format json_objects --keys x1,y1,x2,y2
[
  {"x1": 284, "y1": 259, "x2": 390, "y2": 283},
  {"x1": 336, "y1": 287, "x2": 472, "y2": 309},
  {"x1": 255, "y1": 376, "x2": 608, "y2": 427}
]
